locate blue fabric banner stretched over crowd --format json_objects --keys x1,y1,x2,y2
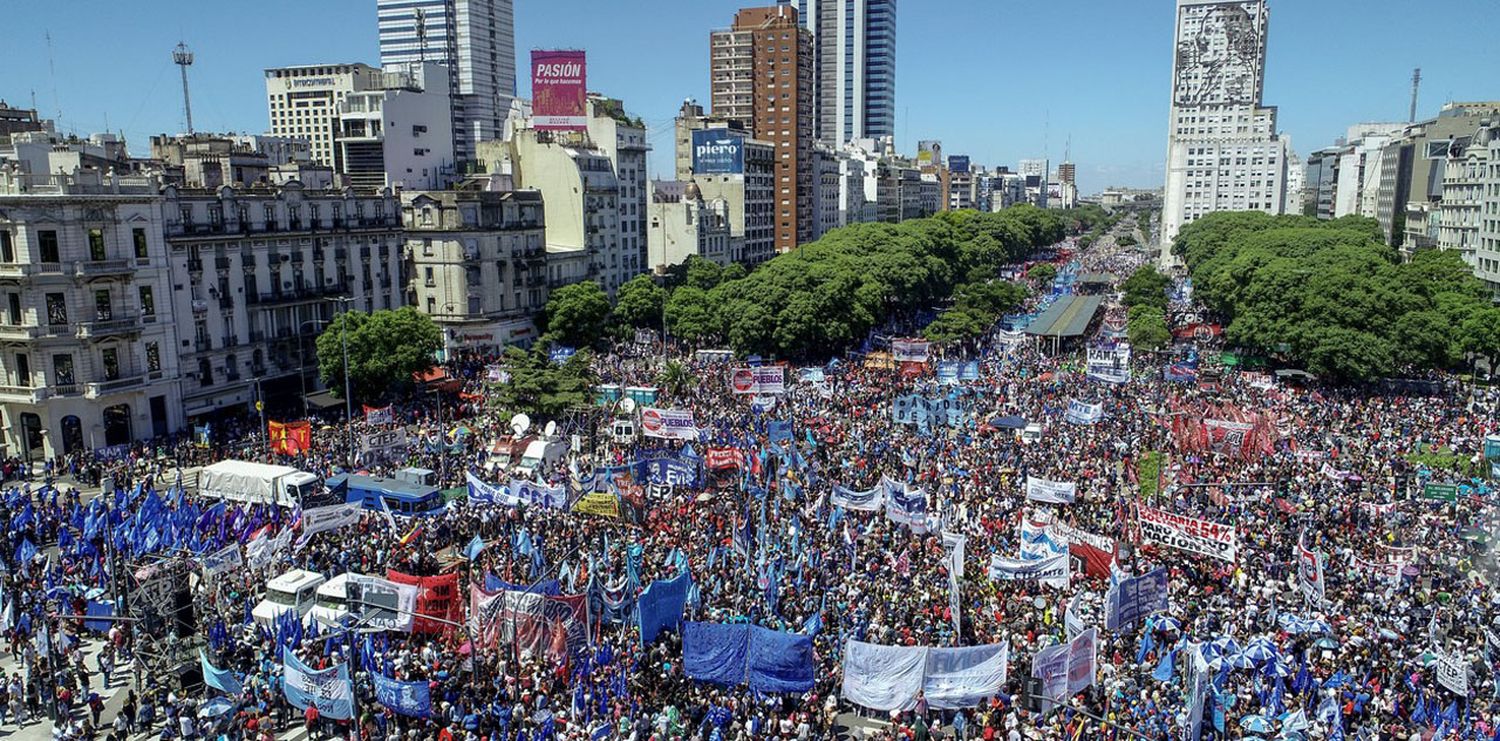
[
  {"x1": 282, "y1": 651, "x2": 354, "y2": 720},
  {"x1": 372, "y1": 670, "x2": 432, "y2": 718},
  {"x1": 1106, "y1": 567, "x2": 1169, "y2": 631},
  {"x1": 683, "y1": 622, "x2": 814, "y2": 693},
  {"x1": 959, "y1": 361, "x2": 981, "y2": 382},
  {"x1": 638, "y1": 571, "x2": 692, "y2": 645},
  {"x1": 768, "y1": 420, "x2": 793, "y2": 444},
  {"x1": 937, "y1": 362, "x2": 960, "y2": 385},
  {"x1": 635, "y1": 455, "x2": 701, "y2": 488}
]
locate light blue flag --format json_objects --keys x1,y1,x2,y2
[
  {"x1": 464, "y1": 534, "x2": 485, "y2": 560},
  {"x1": 200, "y1": 650, "x2": 243, "y2": 696}
]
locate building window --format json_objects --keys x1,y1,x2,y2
[
  {"x1": 87, "y1": 228, "x2": 106, "y2": 260},
  {"x1": 138, "y1": 286, "x2": 155, "y2": 317},
  {"x1": 101, "y1": 347, "x2": 119, "y2": 381},
  {"x1": 38, "y1": 230, "x2": 59, "y2": 263},
  {"x1": 133, "y1": 228, "x2": 148, "y2": 259},
  {"x1": 14, "y1": 353, "x2": 30, "y2": 386},
  {"x1": 0, "y1": 230, "x2": 12, "y2": 262},
  {"x1": 53, "y1": 354, "x2": 74, "y2": 385},
  {"x1": 145, "y1": 342, "x2": 160, "y2": 373},
  {"x1": 5, "y1": 294, "x2": 18, "y2": 325},
  {"x1": 45, "y1": 293, "x2": 66, "y2": 325},
  {"x1": 94, "y1": 289, "x2": 113, "y2": 321}
]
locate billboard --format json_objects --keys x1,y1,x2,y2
[
  {"x1": 692, "y1": 129, "x2": 745, "y2": 174},
  {"x1": 917, "y1": 140, "x2": 941, "y2": 165},
  {"x1": 531, "y1": 50, "x2": 587, "y2": 131},
  {"x1": 948, "y1": 155, "x2": 970, "y2": 174}
]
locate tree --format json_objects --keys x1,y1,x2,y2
[
  {"x1": 1028, "y1": 263, "x2": 1057, "y2": 286},
  {"x1": 613, "y1": 274, "x2": 666, "y2": 329},
  {"x1": 664, "y1": 286, "x2": 720, "y2": 344},
  {"x1": 1117, "y1": 234, "x2": 1138, "y2": 247},
  {"x1": 1126, "y1": 308, "x2": 1171, "y2": 351},
  {"x1": 657, "y1": 360, "x2": 697, "y2": 398},
  {"x1": 1460, "y1": 306, "x2": 1500, "y2": 373},
  {"x1": 316, "y1": 307, "x2": 442, "y2": 403},
  {"x1": 1121, "y1": 265, "x2": 1170, "y2": 310},
  {"x1": 544, "y1": 281, "x2": 611, "y2": 348},
  {"x1": 486, "y1": 346, "x2": 595, "y2": 422}
]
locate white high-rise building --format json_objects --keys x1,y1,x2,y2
[
  {"x1": 779, "y1": 0, "x2": 897, "y2": 146},
  {"x1": 1160, "y1": 0, "x2": 1288, "y2": 257},
  {"x1": 265, "y1": 64, "x2": 383, "y2": 171},
  {"x1": 377, "y1": 0, "x2": 517, "y2": 170}
]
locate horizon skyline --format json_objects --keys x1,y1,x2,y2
[{"x1": 4, "y1": 0, "x2": 1496, "y2": 196}]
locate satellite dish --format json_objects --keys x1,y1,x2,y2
[
  {"x1": 510, "y1": 413, "x2": 531, "y2": 437},
  {"x1": 619, "y1": 397, "x2": 637, "y2": 414},
  {"x1": 544, "y1": 420, "x2": 557, "y2": 438}
]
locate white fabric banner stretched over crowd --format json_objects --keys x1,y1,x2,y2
[
  {"x1": 891, "y1": 339, "x2": 931, "y2": 363},
  {"x1": 1025, "y1": 477, "x2": 1077, "y2": 505},
  {"x1": 943, "y1": 532, "x2": 966, "y2": 636},
  {"x1": 987, "y1": 553, "x2": 1069, "y2": 583},
  {"x1": 298, "y1": 504, "x2": 362, "y2": 545},
  {"x1": 1064, "y1": 400, "x2": 1103, "y2": 425},
  {"x1": 831, "y1": 484, "x2": 883, "y2": 512},
  {"x1": 841, "y1": 641, "x2": 1009, "y2": 712},
  {"x1": 202, "y1": 544, "x2": 242, "y2": 577},
  {"x1": 1030, "y1": 628, "x2": 1096, "y2": 714},
  {"x1": 509, "y1": 479, "x2": 568, "y2": 509},
  {"x1": 1136, "y1": 504, "x2": 1237, "y2": 562},
  {"x1": 729, "y1": 367, "x2": 785, "y2": 395},
  {"x1": 640, "y1": 407, "x2": 698, "y2": 441}
]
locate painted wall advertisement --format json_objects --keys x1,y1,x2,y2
[{"x1": 531, "y1": 50, "x2": 587, "y2": 131}]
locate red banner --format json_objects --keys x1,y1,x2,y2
[
  {"x1": 705, "y1": 448, "x2": 745, "y2": 471},
  {"x1": 532, "y1": 50, "x2": 587, "y2": 131},
  {"x1": 268, "y1": 420, "x2": 311, "y2": 455},
  {"x1": 469, "y1": 586, "x2": 588, "y2": 664},
  {"x1": 386, "y1": 570, "x2": 459, "y2": 634}
]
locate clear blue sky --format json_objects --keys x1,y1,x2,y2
[{"x1": 5, "y1": 0, "x2": 1496, "y2": 195}]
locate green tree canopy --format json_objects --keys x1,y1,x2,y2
[
  {"x1": 485, "y1": 345, "x2": 596, "y2": 422},
  {"x1": 543, "y1": 281, "x2": 611, "y2": 348},
  {"x1": 1121, "y1": 265, "x2": 1171, "y2": 310},
  {"x1": 612, "y1": 274, "x2": 666, "y2": 329},
  {"x1": 1028, "y1": 262, "x2": 1058, "y2": 286},
  {"x1": 316, "y1": 307, "x2": 442, "y2": 402}
]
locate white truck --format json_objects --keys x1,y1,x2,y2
[{"x1": 197, "y1": 460, "x2": 323, "y2": 508}]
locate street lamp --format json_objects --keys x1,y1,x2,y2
[{"x1": 328, "y1": 297, "x2": 356, "y2": 467}]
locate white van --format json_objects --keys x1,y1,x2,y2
[
  {"x1": 514, "y1": 439, "x2": 569, "y2": 478},
  {"x1": 251, "y1": 569, "x2": 327, "y2": 628},
  {"x1": 1021, "y1": 423, "x2": 1044, "y2": 444},
  {"x1": 309, "y1": 573, "x2": 360, "y2": 629}
]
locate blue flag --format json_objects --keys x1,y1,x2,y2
[
  {"x1": 372, "y1": 670, "x2": 431, "y2": 718},
  {"x1": 465, "y1": 534, "x2": 485, "y2": 560},
  {"x1": 200, "y1": 650, "x2": 244, "y2": 696}
]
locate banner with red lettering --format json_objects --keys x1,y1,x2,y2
[
  {"x1": 705, "y1": 448, "x2": 745, "y2": 471},
  {"x1": 1049, "y1": 521, "x2": 1117, "y2": 578},
  {"x1": 1136, "y1": 504, "x2": 1237, "y2": 562},
  {"x1": 386, "y1": 571, "x2": 459, "y2": 634}
]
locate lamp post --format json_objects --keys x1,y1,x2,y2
[{"x1": 328, "y1": 297, "x2": 356, "y2": 467}]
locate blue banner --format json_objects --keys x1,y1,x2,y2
[
  {"x1": 372, "y1": 671, "x2": 432, "y2": 718},
  {"x1": 692, "y1": 129, "x2": 746, "y2": 174},
  {"x1": 683, "y1": 621, "x2": 750, "y2": 686},
  {"x1": 747, "y1": 625, "x2": 815, "y2": 693},
  {"x1": 635, "y1": 455, "x2": 701, "y2": 488},
  {"x1": 767, "y1": 420, "x2": 793, "y2": 444},
  {"x1": 893, "y1": 395, "x2": 966, "y2": 432},
  {"x1": 959, "y1": 361, "x2": 981, "y2": 382},
  {"x1": 549, "y1": 346, "x2": 577, "y2": 364},
  {"x1": 200, "y1": 650, "x2": 243, "y2": 696},
  {"x1": 936, "y1": 361, "x2": 960, "y2": 385},
  {"x1": 638, "y1": 571, "x2": 692, "y2": 645},
  {"x1": 1105, "y1": 567, "x2": 1169, "y2": 631},
  {"x1": 831, "y1": 484, "x2": 883, "y2": 512}
]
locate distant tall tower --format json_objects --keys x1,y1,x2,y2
[
  {"x1": 1409, "y1": 68, "x2": 1422, "y2": 123},
  {"x1": 172, "y1": 42, "x2": 195, "y2": 134},
  {"x1": 1160, "y1": 0, "x2": 1289, "y2": 256},
  {"x1": 377, "y1": 0, "x2": 517, "y2": 169},
  {"x1": 779, "y1": 0, "x2": 897, "y2": 146}
]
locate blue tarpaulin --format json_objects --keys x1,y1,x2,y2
[
  {"x1": 638, "y1": 571, "x2": 692, "y2": 645},
  {"x1": 683, "y1": 621, "x2": 750, "y2": 686},
  {"x1": 372, "y1": 671, "x2": 432, "y2": 718},
  {"x1": 84, "y1": 599, "x2": 115, "y2": 633},
  {"x1": 683, "y1": 622, "x2": 815, "y2": 694},
  {"x1": 747, "y1": 626, "x2": 815, "y2": 693}
]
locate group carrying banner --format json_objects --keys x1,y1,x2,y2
[
  {"x1": 296, "y1": 503, "x2": 362, "y2": 549},
  {"x1": 1136, "y1": 504, "x2": 1237, "y2": 562},
  {"x1": 1029, "y1": 628, "x2": 1097, "y2": 714},
  {"x1": 1085, "y1": 345, "x2": 1131, "y2": 385},
  {"x1": 1048, "y1": 520, "x2": 1116, "y2": 578},
  {"x1": 892, "y1": 394, "x2": 966, "y2": 432},
  {"x1": 358, "y1": 428, "x2": 409, "y2": 462},
  {"x1": 891, "y1": 338, "x2": 931, "y2": 363},
  {"x1": 268, "y1": 420, "x2": 312, "y2": 455},
  {"x1": 372, "y1": 671, "x2": 431, "y2": 718},
  {"x1": 730, "y1": 367, "x2": 785, "y2": 395},
  {"x1": 683, "y1": 622, "x2": 814, "y2": 694},
  {"x1": 282, "y1": 651, "x2": 354, "y2": 720},
  {"x1": 1104, "y1": 567, "x2": 1168, "y2": 631},
  {"x1": 349, "y1": 575, "x2": 418, "y2": 632},
  {"x1": 842, "y1": 641, "x2": 1010, "y2": 712},
  {"x1": 1024, "y1": 477, "x2": 1077, "y2": 505},
  {"x1": 882, "y1": 477, "x2": 930, "y2": 534},
  {"x1": 468, "y1": 586, "x2": 588, "y2": 663},
  {"x1": 385, "y1": 570, "x2": 459, "y2": 634},
  {"x1": 1063, "y1": 399, "x2": 1103, "y2": 425},
  {"x1": 987, "y1": 553, "x2": 1069, "y2": 584},
  {"x1": 640, "y1": 407, "x2": 698, "y2": 441}
]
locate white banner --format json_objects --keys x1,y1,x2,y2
[
  {"x1": 1297, "y1": 535, "x2": 1325, "y2": 604},
  {"x1": 1025, "y1": 477, "x2": 1077, "y2": 505},
  {"x1": 987, "y1": 553, "x2": 1069, "y2": 584},
  {"x1": 832, "y1": 483, "x2": 884, "y2": 512},
  {"x1": 729, "y1": 367, "x2": 786, "y2": 395},
  {"x1": 358, "y1": 428, "x2": 409, "y2": 460},
  {"x1": 1085, "y1": 345, "x2": 1131, "y2": 384},
  {"x1": 245, "y1": 531, "x2": 274, "y2": 570},
  {"x1": 509, "y1": 478, "x2": 568, "y2": 509},
  {"x1": 943, "y1": 532, "x2": 966, "y2": 636},
  {"x1": 297, "y1": 503, "x2": 363, "y2": 546},
  {"x1": 1063, "y1": 400, "x2": 1103, "y2": 425},
  {"x1": 892, "y1": 339, "x2": 931, "y2": 363},
  {"x1": 202, "y1": 544, "x2": 243, "y2": 577},
  {"x1": 349, "y1": 575, "x2": 419, "y2": 632},
  {"x1": 1436, "y1": 652, "x2": 1469, "y2": 696},
  {"x1": 640, "y1": 407, "x2": 698, "y2": 441},
  {"x1": 1136, "y1": 504, "x2": 1237, "y2": 562},
  {"x1": 1049, "y1": 520, "x2": 1115, "y2": 555}
]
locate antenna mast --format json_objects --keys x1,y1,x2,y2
[
  {"x1": 1409, "y1": 68, "x2": 1422, "y2": 124},
  {"x1": 173, "y1": 42, "x2": 195, "y2": 134}
]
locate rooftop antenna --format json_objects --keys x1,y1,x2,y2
[
  {"x1": 44, "y1": 31, "x2": 61, "y2": 125},
  {"x1": 1408, "y1": 67, "x2": 1422, "y2": 124},
  {"x1": 415, "y1": 7, "x2": 428, "y2": 65},
  {"x1": 173, "y1": 42, "x2": 195, "y2": 134}
]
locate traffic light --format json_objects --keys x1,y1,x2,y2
[{"x1": 1022, "y1": 677, "x2": 1046, "y2": 714}]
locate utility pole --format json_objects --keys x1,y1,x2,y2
[
  {"x1": 1409, "y1": 68, "x2": 1422, "y2": 124},
  {"x1": 329, "y1": 297, "x2": 356, "y2": 467},
  {"x1": 172, "y1": 43, "x2": 195, "y2": 134}
]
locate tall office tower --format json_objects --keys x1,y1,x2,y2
[
  {"x1": 779, "y1": 0, "x2": 897, "y2": 146},
  {"x1": 1160, "y1": 0, "x2": 1288, "y2": 256},
  {"x1": 377, "y1": 0, "x2": 517, "y2": 170},
  {"x1": 711, "y1": 6, "x2": 815, "y2": 252}
]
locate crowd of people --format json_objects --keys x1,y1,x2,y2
[{"x1": 4, "y1": 221, "x2": 1500, "y2": 741}]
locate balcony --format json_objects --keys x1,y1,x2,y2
[
  {"x1": 85, "y1": 374, "x2": 147, "y2": 399},
  {"x1": 0, "y1": 324, "x2": 42, "y2": 340},
  {"x1": 195, "y1": 338, "x2": 213, "y2": 352},
  {"x1": 214, "y1": 257, "x2": 232, "y2": 270},
  {"x1": 53, "y1": 383, "x2": 81, "y2": 398},
  {"x1": 76, "y1": 314, "x2": 141, "y2": 339},
  {"x1": 0, "y1": 385, "x2": 48, "y2": 403},
  {"x1": 0, "y1": 263, "x2": 38, "y2": 278}
]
